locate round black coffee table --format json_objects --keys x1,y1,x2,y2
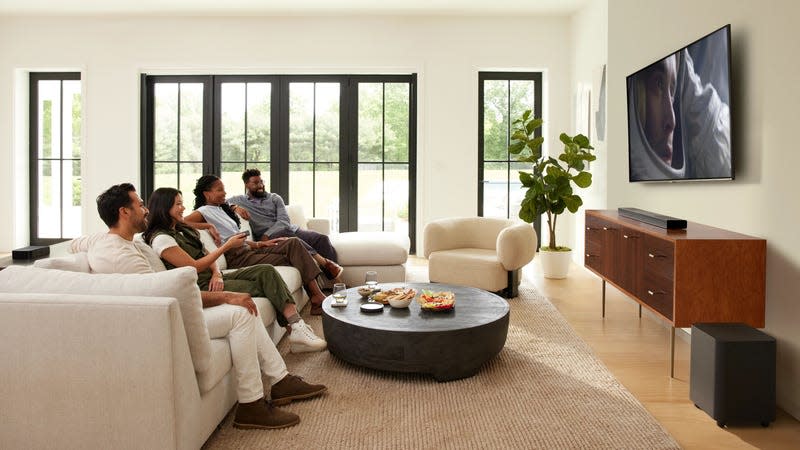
[{"x1": 321, "y1": 282, "x2": 509, "y2": 381}]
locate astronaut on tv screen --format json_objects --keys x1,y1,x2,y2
[{"x1": 628, "y1": 32, "x2": 732, "y2": 182}]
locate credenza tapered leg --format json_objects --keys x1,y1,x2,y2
[
  {"x1": 639, "y1": 304, "x2": 642, "y2": 318},
  {"x1": 670, "y1": 326, "x2": 676, "y2": 378},
  {"x1": 601, "y1": 279, "x2": 606, "y2": 318}
]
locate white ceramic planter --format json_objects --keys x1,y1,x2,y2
[{"x1": 540, "y1": 249, "x2": 572, "y2": 279}]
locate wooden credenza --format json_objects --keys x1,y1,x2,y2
[{"x1": 584, "y1": 210, "x2": 766, "y2": 376}]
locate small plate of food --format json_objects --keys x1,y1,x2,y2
[{"x1": 417, "y1": 290, "x2": 456, "y2": 311}]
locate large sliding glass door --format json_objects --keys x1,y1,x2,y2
[{"x1": 142, "y1": 74, "x2": 416, "y2": 249}]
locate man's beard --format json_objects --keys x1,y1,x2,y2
[
  {"x1": 251, "y1": 190, "x2": 267, "y2": 198},
  {"x1": 134, "y1": 216, "x2": 148, "y2": 233}
]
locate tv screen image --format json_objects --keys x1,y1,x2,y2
[{"x1": 627, "y1": 25, "x2": 733, "y2": 182}]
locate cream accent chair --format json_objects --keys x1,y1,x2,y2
[{"x1": 423, "y1": 217, "x2": 537, "y2": 298}]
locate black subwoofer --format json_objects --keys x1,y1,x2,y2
[{"x1": 690, "y1": 323, "x2": 776, "y2": 428}]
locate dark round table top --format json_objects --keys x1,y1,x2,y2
[
  {"x1": 321, "y1": 282, "x2": 510, "y2": 381},
  {"x1": 322, "y1": 282, "x2": 509, "y2": 331}
]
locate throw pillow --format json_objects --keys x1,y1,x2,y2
[{"x1": 33, "y1": 252, "x2": 91, "y2": 273}]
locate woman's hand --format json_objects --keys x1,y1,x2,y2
[
  {"x1": 221, "y1": 232, "x2": 247, "y2": 251},
  {"x1": 208, "y1": 272, "x2": 225, "y2": 292},
  {"x1": 225, "y1": 292, "x2": 258, "y2": 316}
]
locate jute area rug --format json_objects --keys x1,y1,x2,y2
[{"x1": 203, "y1": 269, "x2": 680, "y2": 449}]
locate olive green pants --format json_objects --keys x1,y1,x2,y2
[{"x1": 198, "y1": 264, "x2": 295, "y2": 327}]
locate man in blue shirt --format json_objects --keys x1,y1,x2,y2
[{"x1": 228, "y1": 168, "x2": 342, "y2": 282}]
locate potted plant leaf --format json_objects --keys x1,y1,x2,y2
[{"x1": 508, "y1": 109, "x2": 595, "y2": 278}]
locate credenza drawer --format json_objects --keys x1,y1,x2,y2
[
  {"x1": 641, "y1": 271, "x2": 674, "y2": 320},
  {"x1": 643, "y1": 235, "x2": 674, "y2": 280},
  {"x1": 585, "y1": 215, "x2": 618, "y2": 279},
  {"x1": 585, "y1": 240, "x2": 604, "y2": 272}
]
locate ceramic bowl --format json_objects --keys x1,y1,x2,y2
[{"x1": 388, "y1": 296, "x2": 413, "y2": 309}]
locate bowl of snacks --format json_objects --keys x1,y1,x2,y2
[
  {"x1": 358, "y1": 286, "x2": 378, "y2": 298},
  {"x1": 388, "y1": 296, "x2": 413, "y2": 309},
  {"x1": 372, "y1": 287, "x2": 417, "y2": 308}
]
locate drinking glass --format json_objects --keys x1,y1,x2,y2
[
  {"x1": 332, "y1": 283, "x2": 347, "y2": 305},
  {"x1": 365, "y1": 271, "x2": 378, "y2": 303},
  {"x1": 365, "y1": 271, "x2": 378, "y2": 290}
]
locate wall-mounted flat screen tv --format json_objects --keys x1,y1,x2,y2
[{"x1": 627, "y1": 24, "x2": 733, "y2": 182}]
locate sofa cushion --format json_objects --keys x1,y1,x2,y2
[
  {"x1": 428, "y1": 248, "x2": 507, "y2": 292},
  {"x1": 0, "y1": 266, "x2": 213, "y2": 374},
  {"x1": 33, "y1": 252, "x2": 90, "y2": 272},
  {"x1": 331, "y1": 231, "x2": 410, "y2": 266},
  {"x1": 285, "y1": 204, "x2": 308, "y2": 230}
]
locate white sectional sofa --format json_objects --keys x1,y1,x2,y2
[
  {"x1": 0, "y1": 205, "x2": 409, "y2": 448},
  {"x1": 0, "y1": 265, "x2": 265, "y2": 449}
]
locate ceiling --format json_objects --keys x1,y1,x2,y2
[{"x1": 0, "y1": 0, "x2": 590, "y2": 16}]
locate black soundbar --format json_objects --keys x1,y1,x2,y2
[
  {"x1": 12, "y1": 245, "x2": 50, "y2": 261},
  {"x1": 618, "y1": 207, "x2": 687, "y2": 229}
]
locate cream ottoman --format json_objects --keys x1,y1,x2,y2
[{"x1": 330, "y1": 231, "x2": 410, "y2": 287}]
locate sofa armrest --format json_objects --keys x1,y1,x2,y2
[
  {"x1": 496, "y1": 223, "x2": 537, "y2": 271},
  {"x1": 306, "y1": 218, "x2": 330, "y2": 235},
  {"x1": 0, "y1": 293, "x2": 199, "y2": 449}
]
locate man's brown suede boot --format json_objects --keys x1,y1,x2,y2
[
  {"x1": 271, "y1": 374, "x2": 327, "y2": 406},
  {"x1": 233, "y1": 398, "x2": 300, "y2": 429}
]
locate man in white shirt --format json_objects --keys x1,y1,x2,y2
[{"x1": 85, "y1": 183, "x2": 326, "y2": 430}]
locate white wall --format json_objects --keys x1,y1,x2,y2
[
  {"x1": 0, "y1": 14, "x2": 572, "y2": 253},
  {"x1": 568, "y1": 0, "x2": 607, "y2": 260},
  {"x1": 609, "y1": 0, "x2": 800, "y2": 419}
]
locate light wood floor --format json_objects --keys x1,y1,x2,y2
[{"x1": 409, "y1": 256, "x2": 800, "y2": 449}]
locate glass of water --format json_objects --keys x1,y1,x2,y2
[
  {"x1": 365, "y1": 271, "x2": 378, "y2": 290},
  {"x1": 365, "y1": 271, "x2": 378, "y2": 303},
  {"x1": 332, "y1": 283, "x2": 347, "y2": 305}
]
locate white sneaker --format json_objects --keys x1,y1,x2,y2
[{"x1": 288, "y1": 319, "x2": 327, "y2": 353}]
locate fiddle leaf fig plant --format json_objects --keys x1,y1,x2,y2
[{"x1": 508, "y1": 109, "x2": 596, "y2": 251}]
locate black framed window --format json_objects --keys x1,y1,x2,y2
[
  {"x1": 142, "y1": 76, "x2": 212, "y2": 197},
  {"x1": 29, "y1": 72, "x2": 82, "y2": 245},
  {"x1": 352, "y1": 78, "x2": 415, "y2": 237},
  {"x1": 478, "y1": 72, "x2": 542, "y2": 245},
  {"x1": 142, "y1": 73, "x2": 417, "y2": 250},
  {"x1": 215, "y1": 76, "x2": 277, "y2": 198}
]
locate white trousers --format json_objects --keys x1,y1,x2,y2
[{"x1": 203, "y1": 303, "x2": 289, "y2": 403}]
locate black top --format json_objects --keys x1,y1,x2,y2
[{"x1": 693, "y1": 323, "x2": 775, "y2": 342}]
